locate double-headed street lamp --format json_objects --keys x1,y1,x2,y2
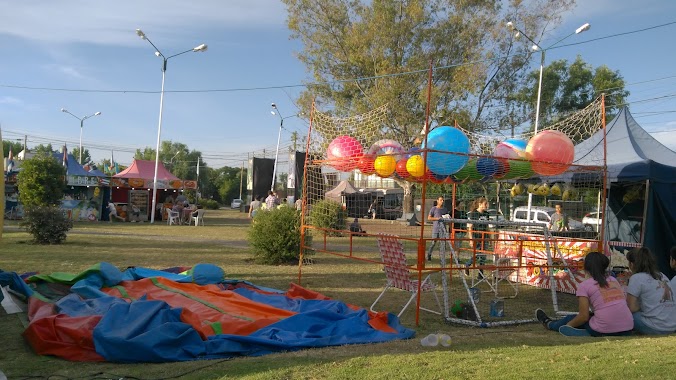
[
  {"x1": 505, "y1": 21, "x2": 590, "y2": 223},
  {"x1": 505, "y1": 21, "x2": 590, "y2": 133},
  {"x1": 270, "y1": 103, "x2": 302, "y2": 192},
  {"x1": 60, "y1": 108, "x2": 102, "y2": 164},
  {"x1": 135, "y1": 28, "x2": 207, "y2": 223}
]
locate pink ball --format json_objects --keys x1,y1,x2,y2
[
  {"x1": 327, "y1": 136, "x2": 363, "y2": 171},
  {"x1": 526, "y1": 130, "x2": 574, "y2": 176}
]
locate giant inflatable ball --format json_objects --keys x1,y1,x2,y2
[
  {"x1": 526, "y1": 130, "x2": 574, "y2": 176},
  {"x1": 420, "y1": 126, "x2": 470, "y2": 176},
  {"x1": 374, "y1": 155, "x2": 396, "y2": 177},
  {"x1": 326, "y1": 135, "x2": 363, "y2": 172},
  {"x1": 406, "y1": 155, "x2": 425, "y2": 177}
]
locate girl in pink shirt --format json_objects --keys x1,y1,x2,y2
[{"x1": 536, "y1": 252, "x2": 634, "y2": 336}]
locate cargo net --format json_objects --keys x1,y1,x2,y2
[{"x1": 299, "y1": 98, "x2": 606, "y2": 326}]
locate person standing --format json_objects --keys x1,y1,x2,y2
[
  {"x1": 467, "y1": 197, "x2": 490, "y2": 276},
  {"x1": 549, "y1": 203, "x2": 569, "y2": 232},
  {"x1": 249, "y1": 196, "x2": 262, "y2": 218},
  {"x1": 426, "y1": 196, "x2": 449, "y2": 261},
  {"x1": 265, "y1": 191, "x2": 277, "y2": 210},
  {"x1": 536, "y1": 252, "x2": 634, "y2": 336},
  {"x1": 625, "y1": 247, "x2": 676, "y2": 335}
]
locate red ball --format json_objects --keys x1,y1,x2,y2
[
  {"x1": 526, "y1": 130, "x2": 574, "y2": 176},
  {"x1": 357, "y1": 154, "x2": 376, "y2": 175},
  {"x1": 395, "y1": 158, "x2": 410, "y2": 179}
]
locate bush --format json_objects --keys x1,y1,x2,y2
[
  {"x1": 247, "y1": 206, "x2": 312, "y2": 265},
  {"x1": 308, "y1": 199, "x2": 347, "y2": 235},
  {"x1": 18, "y1": 153, "x2": 66, "y2": 207},
  {"x1": 20, "y1": 206, "x2": 73, "y2": 244},
  {"x1": 198, "y1": 199, "x2": 220, "y2": 210}
]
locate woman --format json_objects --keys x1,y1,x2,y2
[
  {"x1": 467, "y1": 197, "x2": 490, "y2": 275},
  {"x1": 625, "y1": 247, "x2": 676, "y2": 334},
  {"x1": 536, "y1": 252, "x2": 633, "y2": 337}
]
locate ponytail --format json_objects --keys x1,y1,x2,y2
[{"x1": 583, "y1": 252, "x2": 610, "y2": 287}]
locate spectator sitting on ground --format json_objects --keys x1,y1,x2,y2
[{"x1": 349, "y1": 218, "x2": 365, "y2": 234}]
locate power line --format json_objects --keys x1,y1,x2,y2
[{"x1": 2, "y1": 21, "x2": 674, "y2": 96}]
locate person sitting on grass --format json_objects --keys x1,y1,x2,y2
[
  {"x1": 349, "y1": 218, "x2": 365, "y2": 234},
  {"x1": 625, "y1": 247, "x2": 676, "y2": 335},
  {"x1": 536, "y1": 251, "x2": 633, "y2": 337}
]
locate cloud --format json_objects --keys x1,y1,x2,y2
[
  {"x1": 43, "y1": 64, "x2": 86, "y2": 79},
  {"x1": 0, "y1": 0, "x2": 288, "y2": 46},
  {"x1": 0, "y1": 96, "x2": 23, "y2": 106}
]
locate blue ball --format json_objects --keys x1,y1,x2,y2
[
  {"x1": 477, "y1": 157, "x2": 500, "y2": 177},
  {"x1": 421, "y1": 126, "x2": 470, "y2": 175}
]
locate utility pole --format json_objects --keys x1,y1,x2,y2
[
  {"x1": 239, "y1": 161, "x2": 244, "y2": 200},
  {"x1": 23, "y1": 135, "x2": 27, "y2": 154}
]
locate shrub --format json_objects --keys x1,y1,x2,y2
[
  {"x1": 18, "y1": 153, "x2": 66, "y2": 207},
  {"x1": 198, "y1": 199, "x2": 220, "y2": 210},
  {"x1": 308, "y1": 199, "x2": 347, "y2": 236},
  {"x1": 20, "y1": 206, "x2": 73, "y2": 244},
  {"x1": 247, "y1": 206, "x2": 312, "y2": 265}
]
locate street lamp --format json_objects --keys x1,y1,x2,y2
[
  {"x1": 135, "y1": 28, "x2": 207, "y2": 223},
  {"x1": 60, "y1": 108, "x2": 102, "y2": 164},
  {"x1": 505, "y1": 21, "x2": 590, "y2": 133},
  {"x1": 270, "y1": 103, "x2": 303, "y2": 192},
  {"x1": 506, "y1": 21, "x2": 590, "y2": 222}
]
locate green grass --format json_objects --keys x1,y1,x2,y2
[{"x1": 1, "y1": 209, "x2": 674, "y2": 379}]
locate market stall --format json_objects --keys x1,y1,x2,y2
[{"x1": 111, "y1": 159, "x2": 196, "y2": 222}]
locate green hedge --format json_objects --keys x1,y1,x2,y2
[
  {"x1": 308, "y1": 199, "x2": 346, "y2": 236},
  {"x1": 247, "y1": 206, "x2": 312, "y2": 265},
  {"x1": 20, "y1": 206, "x2": 73, "y2": 244}
]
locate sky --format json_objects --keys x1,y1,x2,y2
[{"x1": 1, "y1": 0, "x2": 675, "y2": 170}]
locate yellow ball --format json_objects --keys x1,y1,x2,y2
[
  {"x1": 406, "y1": 155, "x2": 425, "y2": 177},
  {"x1": 374, "y1": 155, "x2": 396, "y2": 177}
]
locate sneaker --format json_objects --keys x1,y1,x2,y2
[
  {"x1": 535, "y1": 309, "x2": 551, "y2": 328},
  {"x1": 559, "y1": 325, "x2": 591, "y2": 337}
]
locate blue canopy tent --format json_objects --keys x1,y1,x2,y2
[{"x1": 573, "y1": 107, "x2": 676, "y2": 276}]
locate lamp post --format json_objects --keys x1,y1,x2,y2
[
  {"x1": 270, "y1": 103, "x2": 302, "y2": 192},
  {"x1": 60, "y1": 108, "x2": 101, "y2": 164},
  {"x1": 506, "y1": 21, "x2": 590, "y2": 222},
  {"x1": 135, "y1": 28, "x2": 207, "y2": 223},
  {"x1": 505, "y1": 21, "x2": 590, "y2": 133}
]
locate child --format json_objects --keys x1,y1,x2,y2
[
  {"x1": 626, "y1": 247, "x2": 676, "y2": 335},
  {"x1": 107, "y1": 202, "x2": 125, "y2": 223},
  {"x1": 536, "y1": 252, "x2": 633, "y2": 337}
]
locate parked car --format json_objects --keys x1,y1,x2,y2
[
  {"x1": 230, "y1": 199, "x2": 243, "y2": 209},
  {"x1": 511, "y1": 206, "x2": 585, "y2": 231},
  {"x1": 582, "y1": 211, "x2": 603, "y2": 232}
]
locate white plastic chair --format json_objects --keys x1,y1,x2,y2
[
  {"x1": 166, "y1": 208, "x2": 181, "y2": 225},
  {"x1": 191, "y1": 209, "x2": 205, "y2": 226}
]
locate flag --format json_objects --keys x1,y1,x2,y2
[
  {"x1": 6, "y1": 148, "x2": 14, "y2": 172},
  {"x1": 62, "y1": 144, "x2": 68, "y2": 170}
]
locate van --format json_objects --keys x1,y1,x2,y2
[{"x1": 511, "y1": 206, "x2": 586, "y2": 231}]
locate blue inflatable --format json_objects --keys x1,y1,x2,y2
[{"x1": 421, "y1": 126, "x2": 470, "y2": 176}]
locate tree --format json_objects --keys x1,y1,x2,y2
[
  {"x1": 18, "y1": 153, "x2": 66, "y2": 207},
  {"x1": 70, "y1": 147, "x2": 92, "y2": 165},
  {"x1": 17, "y1": 153, "x2": 72, "y2": 244},
  {"x1": 513, "y1": 56, "x2": 629, "y2": 133},
  {"x1": 3, "y1": 140, "x2": 23, "y2": 158},
  {"x1": 33, "y1": 144, "x2": 55, "y2": 156},
  {"x1": 283, "y1": 0, "x2": 574, "y2": 212},
  {"x1": 134, "y1": 140, "x2": 204, "y2": 180}
]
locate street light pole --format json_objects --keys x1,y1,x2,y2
[
  {"x1": 270, "y1": 103, "x2": 302, "y2": 192},
  {"x1": 505, "y1": 21, "x2": 590, "y2": 133},
  {"x1": 506, "y1": 21, "x2": 590, "y2": 221},
  {"x1": 60, "y1": 108, "x2": 101, "y2": 164},
  {"x1": 135, "y1": 29, "x2": 207, "y2": 223}
]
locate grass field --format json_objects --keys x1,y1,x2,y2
[{"x1": 1, "y1": 209, "x2": 675, "y2": 380}]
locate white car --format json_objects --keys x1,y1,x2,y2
[
  {"x1": 511, "y1": 206, "x2": 586, "y2": 231},
  {"x1": 582, "y1": 211, "x2": 603, "y2": 232},
  {"x1": 230, "y1": 199, "x2": 243, "y2": 209}
]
